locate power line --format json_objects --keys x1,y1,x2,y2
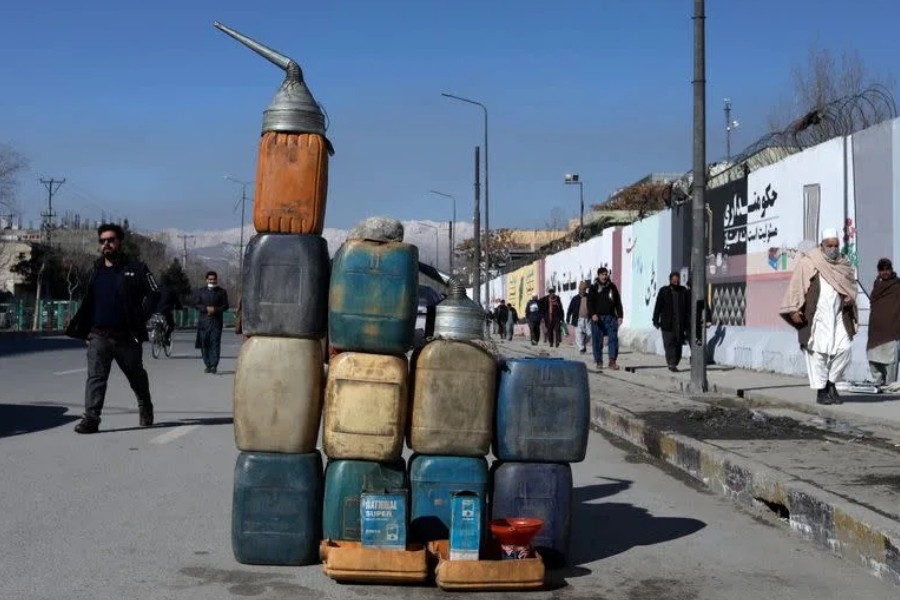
[
  {"x1": 40, "y1": 178, "x2": 65, "y2": 246},
  {"x1": 177, "y1": 234, "x2": 195, "y2": 269}
]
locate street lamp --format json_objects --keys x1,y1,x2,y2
[
  {"x1": 429, "y1": 190, "x2": 456, "y2": 273},
  {"x1": 564, "y1": 173, "x2": 584, "y2": 241},
  {"x1": 441, "y1": 93, "x2": 490, "y2": 278},
  {"x1": 224, "y1": 175, "x2": 253, "y2": 289},
  {"x1": 420, "y1": 223, "x2": 440, "y2": 270}
]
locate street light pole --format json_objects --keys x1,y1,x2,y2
[
  {"x1": 442, "y1": 93, "x2": 489, "y2": 280},
  {"x1": 690, "y1": 0, "x2": 709, "y2": 392},
  {"x1": 225, "y1": 175, "x2": 253, "y2": 293},
  {"x1": 429, "y1": 190, "x2": 456, "y2": 274},
  {"x1": 564, "y1": 173, "x2": 585, "y2": 240}
]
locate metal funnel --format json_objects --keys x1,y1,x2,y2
[{"x1": 214, "y1": 21, "x2": 332, "y2": 147}]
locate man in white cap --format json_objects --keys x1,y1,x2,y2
[{"x1": 779, "y1": 228, "x2": 858, "y2": 404}]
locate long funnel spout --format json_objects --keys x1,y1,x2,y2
[{"x1": 213, "y1": 21, "x2": 301, "y2": 79}]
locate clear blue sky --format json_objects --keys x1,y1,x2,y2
[{"x1": 1, "y1": 0, "x2": 897, "y2": 233}]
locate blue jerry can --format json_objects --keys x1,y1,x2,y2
[
  {"x1": 322, "y1": 459, "x2": 407, "y2": 541},
  {"x1": 409, "y1": 454, "x2": 488, "y2": 543},
  {"x1": 241, "y1": 234, "x2": 330, "y2": 338},
  {"x1": 328, "y1": 239, "x2": 418, "y2": 355},
  {"x1": 232, "y1": 451, "x2": 323, "y2": 566},
  {"x1": 495, "y1": 358, "x2": 590, "y2": 462},
  {"x1": 490, "y1": 461, "x2": 573, "y2": 567}
]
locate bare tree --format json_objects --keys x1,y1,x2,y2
[
  {"x1": 0, "y1": 144, "x2": 28, "y2": 216},
  {"x1": 544, "y1": 207, "x2": 567, "y2": 232},
  {"x1": 768, "y1": 45, "x2": 895, "y2": 132}
]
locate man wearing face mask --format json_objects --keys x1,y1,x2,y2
[
  {"x1": 194, "y1": 271, "x2": 229, "y2": 374},
  {"x1": 780, "y1": 228, "x2": 857, "y2": 405}
]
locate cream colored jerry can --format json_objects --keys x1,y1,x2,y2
[
  {"x1": 408, "y1": 340, "x2": 496, "y2": 456},
  {"x1": 323, "y1": 352, "x2": 408, "y2": 461},
  {"x1": 233, "y1": 336, "x2": 324, "y2": 453}
]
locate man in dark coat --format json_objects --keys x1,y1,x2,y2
[
  {"x1": 566, "y1": 281, "x2": 591, "y2": 354},
  {"x1": 539, "y1": 288, "x2": 564, "y2": 347},
  {"x1": 653, "y1": 271, "x2": 691, "y2": 372},
  {"x1": 65, "y1": 223, "x2": 160, "y2": 434},
  {"x1": 494, "y1": 300, "x2": 509, "y2": 336},
  {"x1": 588, "y1": 267, "x2": 624, "y2": 370},
  {"x1": 867, "y1": 258, "x2": 900, "y2": 385},
  {"x1": 194, "y1": 271, "x2": 229, "y2": 374}
]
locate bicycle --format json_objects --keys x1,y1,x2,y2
[{"x1": 147, "y1": 313, "x2": 174, "y2": 359}]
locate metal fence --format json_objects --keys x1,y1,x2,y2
[{"x1": 0, "y1": 299, "x2": 236, "y2": 332}]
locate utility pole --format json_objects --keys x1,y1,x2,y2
[
  {"x1": 177, "y1": 234, "x2": 195, "y2": 270},
  {"x1": 40, "y1": 178, "x2": 65, "y2": 246},
  {"x1": 690, "y1": 0, "x2": 709, "y2": 392},
  {"x1": 724, "y1": 98, "x2": 739, "y2": 160},
  {"x1": 473, "y1": 146, "x2": 482, "y2": 307}
]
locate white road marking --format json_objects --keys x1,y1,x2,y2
[
  {"x1": 149, "y1": 425, "x2": 199, "y2": 445},
  {"x1": 54, "y1": 368, "x2": 87, "y2": 375}
]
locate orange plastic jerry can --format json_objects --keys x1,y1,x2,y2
[{"x1": 215, "y1": 21, "x2": 334, "y2": 235}]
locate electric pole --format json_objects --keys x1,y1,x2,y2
[
  {"x1": 725, "y1": 98, "x2": 739, "y2": 160},
  {"x1": 473, "y1": 146, "x2": 482, "y2": 308},
  {"x1": 177, "y1": 234, "x2": 195, "y2": 270},
  {"x1": 40, "y1": 178, "x2": 65, "y2": 246},
  {"x1": 690, "y1": 0, "x2": 709, "y2": 392}
]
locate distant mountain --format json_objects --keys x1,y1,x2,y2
[{"x1": 152, "y1": 220, "x2": 473, "y2": 274}]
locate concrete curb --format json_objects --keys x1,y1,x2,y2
[{"x1": 591, "y1": 399, "x2": 900, "y2": 588}]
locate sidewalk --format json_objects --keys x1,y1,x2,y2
[{"x1": 496, "y1": 335, "x2": 900, "y2": 588}]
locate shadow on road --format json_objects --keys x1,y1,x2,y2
[
  {"x1": 98, "y1": 416, "x2": 233, "y2": 433},
  {"x1": 0, "y1": 336, "x2": 85, "y2": 358},
  {"x1": 0, "y1": 403, "x2": 81, "y2": 438},
  {"x1": 568, "y1": 481, "x2": 706, "y2": 566}
]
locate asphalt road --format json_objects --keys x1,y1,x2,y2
[{"x1": 0, "y1": 334, "x2": 896, "y2": 599}]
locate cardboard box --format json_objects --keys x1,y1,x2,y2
[{"x1": 450, "y1": 491, "x2": 482, "y2": 560}]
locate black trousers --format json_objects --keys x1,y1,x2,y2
[
  {"x1": 545, "y1": 318, "x2": 561, "y2": 346},
  {"x1": 528, "y1": 320, "x2": 541, "y2": 344},
  {"x1": 661, "y1": 330, "x2": 684, "y2": 367},
  {"x1": 84, "y1": 334, "x2": 152, "y2": 420},
  {"x1": 197, "y1": 323, "x2": 223, "y2": 369}
]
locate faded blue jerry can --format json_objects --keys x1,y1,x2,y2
[
  {"x1": 322, "y1": 459, "x2": 407, "y2": 541},
  {"x1": 360, "y1": 490, "x2": 408, "y2": 550},
  {"x1": 495, "y1": 358, "x2": 590, "y2": 462},
  {"x1": 232, "y1": 451, "x2": 323, "y2": 566},
  {"x1": 328, "y1": 239, "x2": 418, "y2": 354},
  {"x1": 490, "y1": 461, "x2": 573, "y2": 567},
  {"x1": 450, "y1": 491, "x2": 483, "y2": 560},
  {"x1": 241, "y1": 234, "x2": 330, "y2": 337},
  {"x1": 409, "y1": 455, "x2": 488, "y2": 543}
]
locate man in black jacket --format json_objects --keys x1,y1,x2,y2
[
  {"x1": 525, "y1": 294, "x2": 542, "y2": 345},
  {"x1": 653, "y1": 271, "x2": 691, "y2": 372},
  {"x1": 194, "y1": 271, "x2": 229, "y2": 374},
  {"x1": 65, "y1": 223, "x2": 160, "y2": 434},
  {"x1": 588, "y1": 267, "x2": 624, "y2": 370}
]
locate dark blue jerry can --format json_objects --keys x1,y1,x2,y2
[
  {"x1": 490, "y1": 461, "x2": 573, "y2": 567},
  {"x1": 495, "y1": 358, "x2": 590, "y2": 462},
  {"x1": 322, "y1": 459, "x2": 407, "y2": 541},
  {"x1": 241, "y1": 234, "x2": 330, "y2": 337},
  {"x1": 409, "y1": 454, "x2": 488, "y2": 543},
  {"x1": 328, "y1": 239, "x2": 418, "y2": 354},
  {"x1": 232, "y1": 451, "x2": 323, "y2": 566}
]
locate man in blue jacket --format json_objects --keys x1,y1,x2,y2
[{"x1": 65, "y1": 223, "x2": 160, "y2": 434}]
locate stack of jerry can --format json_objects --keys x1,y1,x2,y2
[
  {"x1": 323, "y1": 234, "x2": 419, "y2": 551},
  {"x1": 407, "y1": 280, "x2": 496, "y2": 557},
  {"x1": 215, "y1": 22, "x2": 334, "y2": 566},
  {"x1": 491, "y1": 357, "x2": 590, "y2": 568}
]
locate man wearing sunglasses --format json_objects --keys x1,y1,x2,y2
[{"x1": 65, "y1": 223, "x2": 160, "y2": 434}]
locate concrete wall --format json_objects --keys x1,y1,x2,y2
[{"x1": 472, "y1": 117, "x2": 900, "y2": 379}]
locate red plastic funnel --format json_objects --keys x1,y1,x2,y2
[{"x1": 489, "y1": 518, "x2": 543, "y2": 546}]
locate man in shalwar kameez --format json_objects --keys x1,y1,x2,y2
[{"x1": 779, "y1": 229, "x2": 858, "y2": 405}]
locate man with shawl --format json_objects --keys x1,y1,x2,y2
[
  {"x1": 779, "y1": 228, "x2": 858, "y2": 405},
  {"x1": 867, "y1": 258, "x2": 900, "y2": 386}
]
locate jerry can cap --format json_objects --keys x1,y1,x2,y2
[{"x1": 214, "y1": 21, "x2": 334, "y2": 152}]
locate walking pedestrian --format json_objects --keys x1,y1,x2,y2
[
  {"x1": 779, "y1": 228, "x2": 858, "y2": 405},
  {"x1": 525, "y1": 294, "x2": 542, "y2": 345},
  {"x1": 194, "y1": 271, "x2": 229, "y2": 374},
  {"x1": 540, "y1": 288, "x2": 564, "y2": 347},
  {"x1": 506, "y1": 302, "x2": 518, "y2": 341},
  {"x1": 588, "y1": 267, "x2": 624, "y2": 370},
  {"x1": 65, "y1": 223, "x2": 160, "y2": 434},
  {"x1": 495, "y1": 300, "x2": 509, "y2": 339},
  {"x1": 566, "y1": 281, "x2": 592, "y2": 354},
  {"x1": 653, "y1": 272, "x2": 691, "y2": 371},
  {"x1": 866, "y1": 258, "x2": 900, "y2": 385}
]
